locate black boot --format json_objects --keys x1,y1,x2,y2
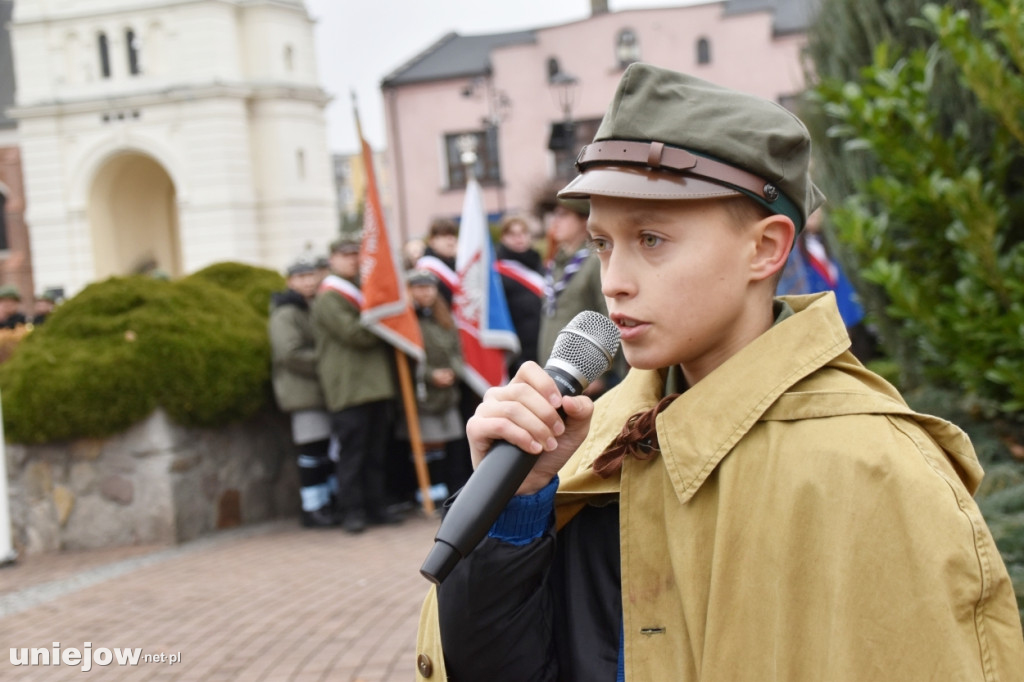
[
  {"x1": 342, "y1": 509, "x2": 367, "y2": 534},
  {"x1": 367, "y1": 507, "x2": 404, "y2": 526},
  {"x1": 301, "y1": 505, "x2": 340, "y2": 528}
]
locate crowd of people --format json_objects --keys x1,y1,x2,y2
[
  {"x1": 267, "y1": 182, "x2": 624, "y2": 533},
  {"x1": 0, "y1": 285, "x2": 60, "y2": 329},
  {"x1": 269, "y1": 157, "x2": 877, "y2": 537}
]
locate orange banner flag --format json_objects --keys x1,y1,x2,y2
[{"x1": 354, "y1": 109, "x2": 424, "y2": 361}]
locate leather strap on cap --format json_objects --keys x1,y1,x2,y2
[{"x1": 576, "y1": 140, "x2": 778, "y2": 203}]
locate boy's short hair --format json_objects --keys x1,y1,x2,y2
[
  {"x1": 559, "y1": 64, "x2": 825, "y2": 230},
  {"x1": 499, "y1": 213, "x2": 532, "y2": 236},
  {"x1": 428, "y1": 218, "x2": 458, "y2": 239}
]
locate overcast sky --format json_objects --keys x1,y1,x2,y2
[{"x1": 303, "y1": 0, "x2": 705, "y2": 155}]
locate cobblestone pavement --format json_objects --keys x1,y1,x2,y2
[{"x1": 0, "y1": 513, "x2": 442, "y2": 681}]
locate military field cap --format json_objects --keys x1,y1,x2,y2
[
  {"x1": 285, "y1": 256, "x2": 318, "y2": 277},
  {"x1": 406, "y1": 268, "x2": 439, "y2": 287},
  {"x1": 559, "y1": 63, "x2": 825, "y2": 229},
  {"x1": 330, "y1": 235, "x2": 361, "y2": 254},
  {"x1": 533, "y1": 180, "x2": 590, "y2": 218},
  {"x1": 557, "y1": 197, "x2": 590, "y2": 218},
  {"x1": 0, "y1": 284, "x2": 20, "y2": 301}
]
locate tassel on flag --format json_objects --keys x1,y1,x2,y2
[{"x1": 453, "y1": 174, "x2": 520, "y2": 396}]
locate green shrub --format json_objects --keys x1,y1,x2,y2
[
  {"x1": 0, "y1": 263, "x2": 285, "y2": 444},
  {"x1": 812, "y1": 0, "x2": 1024, "y2": 417},
  {"x1": 184, "y1": 261, "x2": 286, "y2": 317}
]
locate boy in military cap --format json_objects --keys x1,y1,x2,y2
[
  {"x1": 269, "y1": 255, "x2": 336, "y2": 527},
  {"x1": 418, "y1": 64, "x2": 1024, "y2": 680},
  {"x1": 313, "y1": 235, "x2": 402, "y2": 533}
]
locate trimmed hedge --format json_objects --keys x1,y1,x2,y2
[{"x1": 0, "y1": 263, "x2": 285, "y2": 444}]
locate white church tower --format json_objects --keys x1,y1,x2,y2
[{"x1": 8, "y1": 0, "x2": 338, "y2": 295}]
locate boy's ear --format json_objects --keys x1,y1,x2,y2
[{"x1": 749, "y1": 215, "x2": 795, "y2": 282}]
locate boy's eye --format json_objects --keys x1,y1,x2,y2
[
  {"x1": 587, "y1": 237, "x2": 610, "y2": 253},
  {"x1": 640, "y1": 234, "x2": 663, "y2": 248}
]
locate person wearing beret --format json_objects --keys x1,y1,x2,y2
[
  {"x1": 0, "y1": 285, "x2": 27, "y2": 329},
  {"x1": 30, "y1": 291, "x2": 60, "y2": 326},
  {"x1": 417, "y1": 64, "x2": 1024, "y2": 681},
  {"x1": 405, "y1": 268, "x2": 466, "y2": 507},
  {"x1": 268, "y1": 256, "x2": 337, "y2": 528}
]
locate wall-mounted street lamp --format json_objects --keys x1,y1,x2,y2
[
  {"x1": 461, "y1": 76, "x2": 512, "y2": 129},
  {"x1": 549, "y1": 69, "x2": 579, "y2": 123},
  {"x1": 547, "y1": 66, "x2": 579, "y2": 153},
  {"x1": 458, "y1": 82, "x2": 506, "y2": 210}
]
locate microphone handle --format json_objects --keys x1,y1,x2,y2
[{"x1": 420, "y1": 365, "x2": 582, "y2": 584}]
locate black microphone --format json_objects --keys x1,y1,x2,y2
[{"x1": 420, "y1": 310, "x2": 621, "y2": 584}]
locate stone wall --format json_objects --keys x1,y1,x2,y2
[{"x1": 4, "y1": 407, "x2": 297, "y2": 555}]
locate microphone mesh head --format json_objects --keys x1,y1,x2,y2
[{"x1": 549, "y1": 311, "x2": 621, "y2": 384}]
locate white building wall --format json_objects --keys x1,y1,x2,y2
[
  {"x1": 15, "y1": 116, "x2": 96, "y2": 295},
  {"x1": 239, "y1": 2, "x2": 321, "y2": 86},
  {"x1": 10, "y1": 0, "x2": 336, "y2": 296},
  {"x1": 249, "y1": 95, "x2": 338, "y2": 265}
]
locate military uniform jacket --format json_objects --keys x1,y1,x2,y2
[
  {"x1": 268, "y1": 290, "x2": 325, "y2": 413},
  {"x1": 417, "y1": 309, "x2": 463, "y2": 416},
  {"x1": 312, "y1": 279, "x2": 396, "y2": 413},
  {"x1": 537, "y1": 249, "x2": 606, "y2": 364},
  {"x1": 417, "y1": 292, "x2": 1024, "y2": 681}
]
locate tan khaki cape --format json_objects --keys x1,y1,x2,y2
[{"x1": 416, "y1": 293, "x2": 1024, "y2": 681}]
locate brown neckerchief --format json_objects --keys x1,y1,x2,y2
[{"x1": 591, "y1": 391, "x2": 681, "y2": 478}]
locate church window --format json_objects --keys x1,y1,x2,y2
[
  {"x1": 127, "y1": 29, "x2": 141, "y2": 75},
  {"x1": 284, "y1": 45, "x2": 294, "y2": 72},
  {"x1": 0, "y1": 192, "x2": 8, "y2": 251},
  {"x1": 98, "y1": 32, "x2": 111, "y2": 78},
  {"x1": 547, "y1": 57, "x2": 560, "y2": 82},
  {"x1": 296, "y1": 149, "x2": 306, "y2": 180}
]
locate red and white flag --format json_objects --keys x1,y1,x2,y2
[{"x1": 453, "y1": 176, "x2": 520, "y2": 396}]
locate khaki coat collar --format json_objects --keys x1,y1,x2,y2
[{"x1": 557, "y1": 292, "x2": 981, "y2": 525}]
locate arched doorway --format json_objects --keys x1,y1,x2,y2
[{"x1": 88, "y1": 152, "x2": 180, "y2": 279}]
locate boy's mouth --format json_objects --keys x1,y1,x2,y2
[{"x1": 611, "y1": 314, "x2": 643, "y2": 329}]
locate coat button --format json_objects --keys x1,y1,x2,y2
[{"x1": 417, "y1": 653, "x2": 434, "y2": 678}]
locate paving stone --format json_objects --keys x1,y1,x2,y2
[{"x1": 0, "y1": 514, "x2": 440, "y2": 681}]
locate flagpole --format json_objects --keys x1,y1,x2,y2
[
  {"x1": 395, "y1": 348, "x2": 435, "y2": 515},
  {"x1": 352, "y1": 91, "x2": 434, "y2": 516}
]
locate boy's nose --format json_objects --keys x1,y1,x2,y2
[{"x1": 600, "y1": 252, "x2": 636, "y2": 299}]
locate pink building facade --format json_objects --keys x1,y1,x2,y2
[{"x1": 381, "y1": 0, "x2": 815, "y2": 241}]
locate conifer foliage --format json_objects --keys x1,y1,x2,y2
[
  {"x1": 807, "y1": 0, "x2": 1024, "y2": 417},
  {"x1": 806, "y1": 0, "x2": 1024, "y2": 611}
]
